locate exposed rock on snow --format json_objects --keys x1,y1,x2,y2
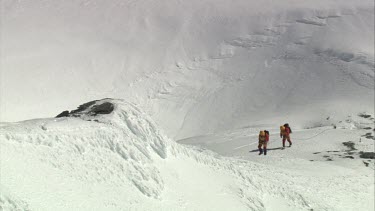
[
  {"x1": 55, "y1": 110, "x2": 69, "y2": 118},
  {"x1": 55, "y1": 100, "x2": 115, "y2": 119},
  {"x1": 342, "y1": 141, "x2": 356, "y2": 151},
  {"x1": 359, "y1": 152, "x2": 375, "y2": 159}
]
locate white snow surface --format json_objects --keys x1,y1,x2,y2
[
  {"x1": 1, "y1": 99, "x2": 374, "y2": 210},
  {"x1": 1, "y1": 0, "x2": 374, "y2": 139},
  {"x1": 1, "y1": 0, "x2": 375, "y2": 210}
]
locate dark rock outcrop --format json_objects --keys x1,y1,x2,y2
[
  {"x1": 56, "y1": 110, "x2": 70, "y2": 118},
  {"x1": 359, "y1": 152, "x2": 375, "y2": 159},
  {"x1": 89, "y1": 102, "x2": 114, "y2": 115},
  {"x1": 55, "y1": 100, "x2": 115, "y2": 118},
  {"x1": 358, "y1": 113, "x2": 371, "y2": 118},
  {"x1": 70, "y1": 101, "x2": 98, "y2": 114},
  {"x1": 342, "y1": 141, "x2": 356, "y2": 151}
]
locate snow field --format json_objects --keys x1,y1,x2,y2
[
  {"x1": 1, "y1": 0, "x2": 374, "y2": 140},
  {"x1": 1, "y1": 0, "x2": 374, "y2": 210},
  {"x1": 3, "y1": 99, "x2": 372, "y2": 210},
  {"x1": 179, "y1": 115, "x2": 375, "y2": 210}
]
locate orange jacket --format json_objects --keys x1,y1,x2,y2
[{"x1": 281, "y1": 127, "x2": 290, "y2": 136}]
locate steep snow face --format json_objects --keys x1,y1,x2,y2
[
  {"x1": 1, "y1": 0, "x2": 374, "y2": 139},
  {"x1": 1, "y1": 99, "x2": 373, "y2": 210}
]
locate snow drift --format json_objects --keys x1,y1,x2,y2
[
  {"x1": 1, "y1": 99, "x2": 373, "y2": 210},
  {"x1": 1, "y1": 1, "x2": 374, "y2": 209},
  {"x1": 1, "y1": 0, "x2": 374, "y2": 139}
]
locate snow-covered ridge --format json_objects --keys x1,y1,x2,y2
[
  {"x1": 1, "y1": 99, "x2": 373, "y2": 210},
  {"x1": 1, "y1": 99, "x2": 168, "y2": 198},
  {"x1": 0, "y1": 99, "x2": 272, "y2": 210}
]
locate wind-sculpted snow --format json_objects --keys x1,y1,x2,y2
[
  {"x1": 1, "y1": 99, "x2": 373, "y2": 210},
  {"x1": 1, "y1": 1, "x2": 374, "y2": 209},
  {"x1": 0, "y1": 189, "x2": 31, "y2": 211},
  {"x1": 1, "y1": 0, "x2": 374, "y2": 139}
]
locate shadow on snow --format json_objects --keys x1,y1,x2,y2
[{"x1": 249, "y1": 147, "x2": 286, "y2": 153}]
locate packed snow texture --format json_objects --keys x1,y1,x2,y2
[
  {"x1": 1, "y1": 0, "x2": 374, "y2": 210},
  {"x1": 1, "y1": 0, "x2": 374, "y2": 139},
  {"x1": 1, "y1": 99, "x2": 374, "y2": 210}
]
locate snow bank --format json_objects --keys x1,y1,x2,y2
[{"x1": 2, "y1": 99, "x2": 372, "y2": 210}]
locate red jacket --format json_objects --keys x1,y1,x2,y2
[
  {"x1": 284, "y1": 127, "x2": 290, "y2": 136},
  {"x1": 259, "y1": 133, "x2": 269, "y2": 142}
]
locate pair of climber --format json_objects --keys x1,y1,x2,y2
[{"x1": 258, "y1": 123, "x2": 293, "y2": 155}]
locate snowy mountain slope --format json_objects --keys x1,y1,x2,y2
[
  {"x1": 179, "y1": 115, "x2": 375, "y2": 210},
  {"x1": 1, "y1": 99, "x2": 373, "y2": 210},
  {"x1": 1, "y1": 0, "x2": 374, "y2": 139},
  {"x1": 1, "y1": 0, "x2": 374, "y2": 210}
]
